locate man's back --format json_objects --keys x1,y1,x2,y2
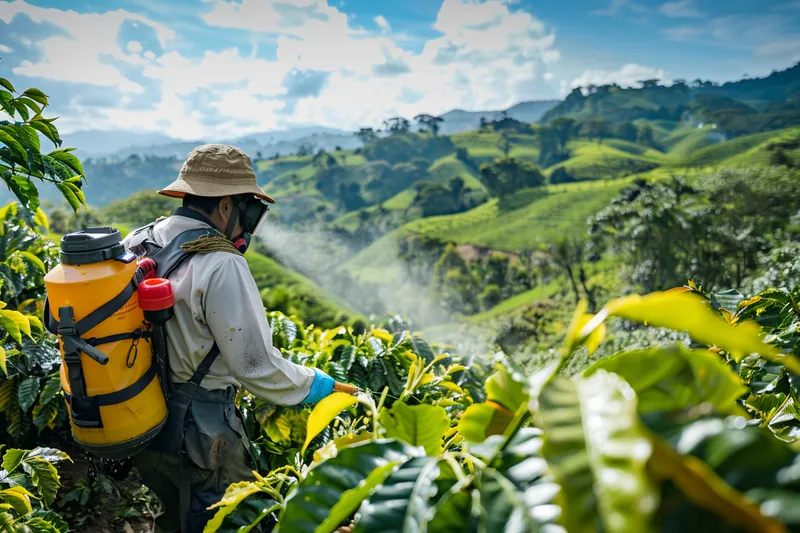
[{"x1": 123, "y1": 212, "x2": 314, "y2": 405}]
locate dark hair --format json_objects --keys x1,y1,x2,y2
[
  {"x1": 182, "y1": 194, "x2": 222, "y2": 214},
  {"x1": 182, "y1": 193, "x2": 256, "y2": 214}
]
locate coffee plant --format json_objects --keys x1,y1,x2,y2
[{"x1": 206, "y1": 287, "x2": 800, "y2": 533}]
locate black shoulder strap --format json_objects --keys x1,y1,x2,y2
[{"x1": 151, "y1": 227, "x2": 218, "y2": 279}]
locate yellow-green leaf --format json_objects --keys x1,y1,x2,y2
[
  {"x1": 379, "y1": 403, "x2": 449, "y2": 455},
  {"x1": 370, "y1": 328, "x2": 394, "y2": 343},
  {"x1": 0, "y1": 347, "x2": 5, "y2": 375},
  {"x1": 0, "y1": 310, "x2": 31, "y2": 341},
  {"x1": 583, "y1": 291, "x2": 790, "y2": 368},
  {"x1": 302, "y1": 392, "x2": 359, "y2": 454},
  {"x1": 204, "y1": 481, "x2": 266, "y2": 533},
  {"x1": 0, "y1": 486, "x2": 34, "y2": 515},
  {"x1": 16, "y1": 251, "x2": 45, "y2": 273}
]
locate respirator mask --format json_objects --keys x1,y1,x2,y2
[{"x1": 225, "y1": 196, "x2": 270, "y2": 254}]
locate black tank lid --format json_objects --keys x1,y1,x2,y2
[{"x1": 60, "y1": 227, "x2": 125, "y2": 265}]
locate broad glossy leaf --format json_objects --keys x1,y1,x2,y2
[
  {"x1": 649, "y1": 435, "x2": 786, "y2": 533},
  {"x1": 428, "y1": 490, "x2": 477, "y2": 533},
  {"x1": 0, "y1": 130, "x2": 27, "y2": 165},
  {"x1": 583, "y1": 345, "x2": 747, "y2": 416},
  {"x1": 17, "y1": 376, "x2": 40, "y2": 413},
  {"x1": 0, "y1": 346, "x2": 5, "y2": 375},
  {"x1": 55, "y1": 182, "x2": 81, "y2": 213},
  {"x1": 302, "y1": 392, "x2": 359, "y2": 454},
  {"x1": 48, "y1": 149, "x2": 83, "y2": 176},
  {"x1": 26, "y1": 448, "x2": 70, "y2": 465},
  {"x1": 0, "y1": 486, "x2": 33, "y2": 515},
  {"x1": 0, "y1": 79, "x2": 15, "y2": 93},
  {"x1": 536, "y1": 370, "x2": 657, "y2": 533},
  {"x1": 379, "y1": 403, "x2": 449, "y2": 455},
  {"x1": 22, "y1": 457, "x2": 61, "y2": 507},
  {"x1": 21, "y1": 88, "x2": 48, "y2": 106},
  {"x1": 562, "y1": 299, "x2": 606, "y2": 355},
  {"x1": 2, "y1": 449, "x2": 26, "y2": 473},
  {"x1": 26, "y1": 511, "x2": 68, "y2": 533},
  {"x1": 458, "y1": 403, "x2": 514, "y2": 444},
  {"x1": 281, "y1": 439, "x2": 417, "y2": 533},
  {"x1": 7, "y1": 175, "x2": 39, "y2": 212},
  {"x1": 591, "y1": 291, "x2": 786, "y2": 366},
  {"x1": 353, "y1": 457, "x2": 442, "y2": 533},
  {"x1": 458, "y1": 365, "x2": 529, "y2": 444}
]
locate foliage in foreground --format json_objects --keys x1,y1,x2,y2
[
  {"x1": 206, "y1": 285, "x2": 800, "y2": 533},
  {"x1": 0, "y1": 446, "x2": 71, "y2": 533}
]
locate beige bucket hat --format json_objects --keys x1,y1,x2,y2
[{"x1": 159, "y1": 143, "x2": 275, "y2": 203}]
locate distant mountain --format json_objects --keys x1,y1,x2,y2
[
  {"x1": 439, "y1": 100, "x2": 559, "y2": 135},
  {"x1": 60, "y1": 130, "x2": 181, "y2": 159}
]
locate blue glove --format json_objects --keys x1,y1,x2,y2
[{"x1": 301, "y1": 368, "x2": 335, "y2": 405}]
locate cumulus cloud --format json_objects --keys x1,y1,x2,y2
[
  {"x1": 659, "y1": 0, "x2": 703, "y2": 18},
  {"x1": 571, "y1": 63, "x2": 666, "y2": 88},
  {"x1": 0, "y1": 44, "x2": 11, "y2": 53},
  {"x1": 0, "y1": 0, "x2": 562, "y2": 139}
]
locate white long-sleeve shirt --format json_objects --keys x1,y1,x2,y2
[{"x1": 122, "y1": 214, "x2": 315, "y2": 405}]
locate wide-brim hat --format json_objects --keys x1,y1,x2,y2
[{"x1": 159, "y1": 143, "x2": 275, "y2": 203}]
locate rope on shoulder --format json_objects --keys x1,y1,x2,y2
[{"x1": 180, "y1": 234, "x2": 243, "y2": 256}]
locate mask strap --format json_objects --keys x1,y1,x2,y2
[{"x1": 224, "y1": 203, "x2": 240, "y2": 241}]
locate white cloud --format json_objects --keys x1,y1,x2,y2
[
  {"x1": 659, "y1": 0, "x2": 703, "y2": 18},
  {"x1": 0, "y1": 0, "x2": 174, "y2": 93},
  {"x1": 2, "y1": 0, "x2": 561, "y2": 139},
  {"x1": 374, "y1": 15, "x2": 391, "y2": 33},
  {"x1": 571, "y1": 63, "x2": 665, "y2": 88},
  {"x1": 0, "y1": 44, "x2": 12, "y2": 53}
]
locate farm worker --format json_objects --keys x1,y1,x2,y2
[{"x1": 122, "y1": 144, "x2": 350, "y2": 533}]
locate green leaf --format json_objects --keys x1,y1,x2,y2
[
  {"x1": 0, "y1": 130, "x2": 28, "y2": 166},
  {"x1": 15, "y1": 251, "x2": 46, "y2": 273},
  {"x1": 379, "y1": 403, "x2": 449, "y2": 455},
  {"x1": 21, "y1": 88, "x2": 48, "y2": 106},
  {"x1": 0, "y1": 347, "x2": 6, "y2": 376},
  {"x1": 410, "y1": 336, "x2": 435, "y2": 365},
  {"x1": 302, "y1": 392, "x2": 359, "y2": 454},
  {"x1": 203, "y1": 481, "x2": 266, "y2": 533},
  {"x1": 583, "y1": 344, "x2": 748, "y2": 416},
  {"x1": 2, "y1": 449, "x2": 27, "y2": 474},
  {"x1": 457, "y1": 365, "x2": 528, "y2": 444},
  {"x1": 22, "y1": 457, "x2": 61, "y2": 507},
  {"x1": 587, "y1": 291, "x2": 787, "y2": 367},
  {"x1": 26, "y1": 448, "x2": 70, "y2": 465},
  {"x1": 648, "y1": 434, "x2": 786, "y2": 532},
  {"x1": 0, "y1": 486, "x2": 34, "y2": 515},
  {"x1": 55, "y1": 182, "x2": 81, "y2": 213},
  {"x1": 281, "y1": 439, "x2": 418, "y2": 533},
  {"x1": 26, "y1": 511, "x2": 68, "y2": 533},
  {"x1": 12, "y1": 101, "x2": 30, "y2": 122},
  {"x1": 428, "y1": 490, "x2": 478, "y2": 533},
  {"x1": 18, "y1": 376, "x2": 40, "y2": 412},
  {"x1": 353, "y1": 457, "x2": 442, "y2": 533},
  {"x1": 18, "y1": 516, "x2": 61, "y2": 533},
  {"x1": 32, "y1": 399, "x2": 60, "y2": 431},
  {"x1": 1, "y1": 125, "x2": 41, "y2": 154},
  {"x1": 17, "y1": 97, "x2": 42, "y2": 115},
  {"x1": 48, "y1": 149, "x2": 84, "y2": 177},
  {"x1": 0, "y1": 312, "x2": 22, "y2": 344},
  {"x1": 0, "y1": 79, "x2": 15, "y2": 93},
  {"x1": 0, "y1": 380, "x2": 15, "y2": 412},
  {"x1": 29, "y1": 119, "x2": 59, "y2": 147},
  {"x1": 477, "y1": 468, "x2": 543, "y2": 533},
  {"x1": 7, "y1": 175, "x2": 40, "y2": 212},
  {"x1": 535, "y1": 370, "x2": 657, "y2": 533}
]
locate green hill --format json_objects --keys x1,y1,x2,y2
[
  {"x1": 682, "y1": 128, "x2": 799, "y2": 167},
  {"x1": 342, "y1": 178, "x2": 630, "y2": 282},
  {"x1": 545, "y1": 140, "x2": 662, "y2": 180}
]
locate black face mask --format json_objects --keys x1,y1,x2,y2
[{"x1": 225, "y1": 197, "x2": 268, "y2": 254}]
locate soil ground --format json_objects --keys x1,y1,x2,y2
[{"x1": 46, "y1": 431, "x2": 160, "y2": 533}]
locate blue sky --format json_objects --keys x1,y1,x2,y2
[{"x1": 1, "y1": 0, "x2": 798, "y2": 139}]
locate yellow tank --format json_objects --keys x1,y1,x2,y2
[{"x1": 44, "y1": 227, "x2": 167, "y2": 458}]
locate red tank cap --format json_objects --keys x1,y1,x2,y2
[{"x1": 138, "y1": 278, "x2": 174, "y2": 311}]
